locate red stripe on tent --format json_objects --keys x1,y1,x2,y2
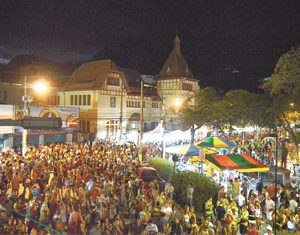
[
  {"x1": 240, "y1": 154, "x2": 267, "y2": 168},
  {"x1": 212, "y1": 155, "x2": 243, "y2": 170},
  {"x1": 194, "y1": 137, "x2": 209, "y2": 145}
]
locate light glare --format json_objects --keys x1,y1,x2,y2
[{"x1": 35, "y1": 83, "x2": 46, "y2": 92}]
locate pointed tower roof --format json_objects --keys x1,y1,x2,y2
[{"x1": 156, "y1": 36, "x2": 197, "y2": 80}]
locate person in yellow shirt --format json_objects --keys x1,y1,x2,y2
[
  {"x1": 233, "y1": 177, "x2": 240, "y2": 198},
  {"x1": 240, "y1": 205, "x2": 249, "y2": 235}
]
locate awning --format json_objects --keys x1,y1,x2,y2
[
  {"x1": 189, "y1": 154, "x2": 269, "y2": 172},
  {"x1": 194, "y1": 136, "x2": 235, "y2": 148},
  {"x1": 165, "y1": 144, "x2": 218, "y2": 156}
]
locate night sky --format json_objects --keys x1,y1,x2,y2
[{"x1": 1, "y1": 1, "x2": 300, "y2": 92}]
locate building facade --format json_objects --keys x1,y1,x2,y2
[
  {"x1": 59, "y1": 60, "x2": 161, "y2": 143},
  {"x1": 0, "y1": 36, "x2": 200, "y2": 146}
]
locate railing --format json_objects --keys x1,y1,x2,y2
[{"x1": 8, "y1": 208, "x2": 64, "y2": 235}]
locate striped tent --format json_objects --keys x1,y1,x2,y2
[
  {"x1": 165, "y1": 144, "x2": 218, "y2": 156},
  {"x1": 189, "y1": 154, "x2": 269, "y2": 172},
  {"x1": 194, "y1": 137, "x2": 235, "y2": 148}
]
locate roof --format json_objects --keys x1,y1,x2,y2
[
  {"x1": 199, "y1": 154, "x2": 270, "y2": 172},
  {"x1": 118, "y1": 67, "x2": 142, "y2": 88},
  {"x1": 63, "y1": 60, "x2": 130, "y2": 91},
  {"x1": 156, "y1": 37, "x2": 197, "y2": 81}
]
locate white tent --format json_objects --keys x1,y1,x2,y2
[
  {"x1": 142, "y1": 121, "x2": 165, "y2": 141},
  {"x1": 195, "y1": 125, "x2": 213, "y2": 134}
]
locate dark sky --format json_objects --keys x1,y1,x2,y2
[{"x1": 1, "y1": 1, "x2": 300, "y2": 92}]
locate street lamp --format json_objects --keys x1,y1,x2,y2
[
  {"x1": 22, "y1": 76, "x2": 46, "y2": 156},
  {"x1": 144, "y1": 84, "x2": 166, "y2": 159},
  {"x1": 139, "y1": 80, "x2": 144, "y2": 163}
]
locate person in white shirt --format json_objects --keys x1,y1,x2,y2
[
  {"x1": 161, "y1": 202, "x2": 172, "y2": 221},
  {"x1": 238, "y1": 190, "x2": 246, "y2": 209},
  {"x1": 86, "y1": 178, "x2": 94, "y2": 195},
  {"x1": 145, "y1": 219, "x2": 158, "y2": 235},
  {"x1": 290, "y1": 195, "x2": 298, "y2": 211}
]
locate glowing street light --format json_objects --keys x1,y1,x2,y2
[
  {"x1": 174, "y1": 98, "x2": 182, "y2": 107},
  {"x1": 22, "y1": 77, "x2": 47, "y2": 156},
  {"x1": 34, "y1": 82, "x2": 46, "y2": 92}
]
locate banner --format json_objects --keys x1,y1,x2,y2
[{"x1": 28, "y1": 106, "x2": 79, "y2": 131}]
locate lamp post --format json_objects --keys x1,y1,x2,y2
[
  {"x1": 22, "y1": 76, "x2": 46, "y2": 156},
  {"x1": 139, "y1": 81, "x2": 144, "y2": 163},
  {"x1": 144, "y1": 84, "x2": 166, "y2": 159},
  {"x1": 22, "y1": 75, "x2": 28, "y2": 156},
  {"x1": 265, "y1": 131, "x2": 278, "y2": 235}
]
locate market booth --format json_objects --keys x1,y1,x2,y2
[
  {"x1": 196, "y1": 154, "x2": 269, "y2": 172},
  {"x1": 189, "y1": 154, "x2": 270, "y2": 184}
]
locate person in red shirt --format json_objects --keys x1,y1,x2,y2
[
  {"x1": 268, "y1": 182, "x2": 275, "y2": 200},
  {"x1": 77, "y1": 158, "x2": 82, "y2": 166},
  {"x1": 247, "y1": 224, "x2": 260, "y2": 235},
  {"x1": 68, "y1": 163, "x2": 74, "y2": 172},
  {"x1": 91, "y1": 185, "x2": 99, "y2": 200}
]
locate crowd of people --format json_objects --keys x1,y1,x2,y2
[
  {"x1": 0, "y1": 137, "x2": 299, "y2": 235},
  {"x1": 215, "y1": 176, "x2": 300, "y2": 235},
  {"x1": 0, "y1": 140, "x2": 213, "y2": 235}
]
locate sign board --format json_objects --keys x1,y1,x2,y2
[
  {"x1": 28, "y1": 106, "x2": 79, "y2": 131},
  {"x1": 0, "y1": 105, "x2": 15, "y2": 134},
  {"x1": 199, "y1": 150, "x2": 206, "y2": 161}
]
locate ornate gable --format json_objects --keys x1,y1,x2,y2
[{"x1": 156, "y1": 37, "x2": 197, "y2": 81}]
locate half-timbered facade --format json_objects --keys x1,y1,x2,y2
[{"x1": 59, "y1": 60, "x2": 160, "y2": 141}]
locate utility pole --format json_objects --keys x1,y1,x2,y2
[
  {"x1": 139, "y1": 80, "x2": 144, "y2": 163},
  {"x1": 22, "y1": 75, "x2": 28, "y2": 156},
  {"x1": 119, "y1": 82, "x2": 123, "y2": 144},
  {"x1": 274, "y1": 128, "x2": 278, "y2": 235},
  {"x1": 144, "y1": 84, "x2": 166, "y2": 159}
]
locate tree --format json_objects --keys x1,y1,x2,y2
[
  {"x1": 262, "y1": 47, "x2": 300, "y2": 151},
  {"x1": 169, "y1": 87, "x2": 220, "y2": 143},
  {"x1": 209, "y1": 90, "x2": 254, "y2": 141},
  {"x1": 246, "y1": 94, "x2": 276, "y2": 139}
]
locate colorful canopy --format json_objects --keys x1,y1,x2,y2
[
  {"x1": 165, "y1": 144, "x2": 218, "y2": 156},
  {"x1": 194, "y1": 137, "x2": 235, "y2": 148},
  {"x1": 189, "y1": 154, "x2": 269, "y2": 172}
]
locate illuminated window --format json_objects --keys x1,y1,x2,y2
[
  {"x1": 106, "y1": 120, "x2": 118, "y2": 136},
  {"x1": 182, "y1": 83, "x2": 193, "y2": 91},
  {"x1": 152, "y1": 102, "x2": 159, "y2": 108},
  {"x1": 107, "y1": 73, "x2": 120, "y2": 86}
]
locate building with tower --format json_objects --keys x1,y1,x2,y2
[{"x1": 156, "y1": 36, "x2": 200, "y2": 129}]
